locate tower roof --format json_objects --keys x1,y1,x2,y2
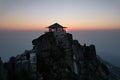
[{"x1": 47, "y1": 23, "x2": 67, "y2": 28}]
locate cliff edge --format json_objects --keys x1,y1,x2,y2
[
  {"x1": 32, "y1": 31, "x2": 109, "y2": 80},
  {"x1": 4, "y1": 23, "x2": 120, "y2": 80}
]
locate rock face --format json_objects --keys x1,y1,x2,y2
[
  {"x1": 3, "y1": 30, "x2": 120, "y2": 80},
  {"x1": 4, "y1": 50, "x2": 37, "y2": 80},
  {"x1": 32, "y1": 31, "x2": 110, "y2": 80},
  {"x1": 0, "y1": 57, "x2": 7, "y2": 80},
  {"x1": 97, "y1": 56, "x2": 120, "y2": 80}
]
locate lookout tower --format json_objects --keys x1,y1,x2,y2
[{"x1": 47, "y1": 23, "x2": 67, "y2": 32}]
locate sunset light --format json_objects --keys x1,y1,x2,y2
[
  {"x1": 0, "y1": 0, "x2": 120, "y2": 30},
  {"x1": 1, "y1": 1, "x2": 120, "y2": 78}
]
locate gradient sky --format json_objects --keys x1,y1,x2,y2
[{"x1": 0, "y1": 0, "x2": 120, "y2": 30}]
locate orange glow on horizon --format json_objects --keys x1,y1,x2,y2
[
  {"x1": 0, "y1": 16, "x2": 120, "y2": 31},
  {"x1": 0, "y1": 24, "x2": 120, "y2": 31},
  {"x1": 1, "y1": 13, "x2": 120, "y2": 31},
  {"x1": 0, "y1": 0, "x2": 120, "y2": 31}
]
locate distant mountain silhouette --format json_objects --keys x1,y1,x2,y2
[{"x1": 1, "y1": 23, "x2": 120, "y2": 80}]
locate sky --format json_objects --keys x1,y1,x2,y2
[
  {"x1": 0, "y1": 0, "x2": 120, "y2": 30},
  {"x1": 0, "y1": 0, "x2": 120, "y2": 67}
]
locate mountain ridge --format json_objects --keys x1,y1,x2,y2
[{"x1": 0, "y1": 29, "x2": 120, "y2": 80}]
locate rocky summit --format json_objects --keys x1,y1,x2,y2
[
  {"x1": 32, "y1": 31, "x2": 109, "y2": 80},
  {"x1": 2, "y1": 23, "x2": 120, "y2": 80}
]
